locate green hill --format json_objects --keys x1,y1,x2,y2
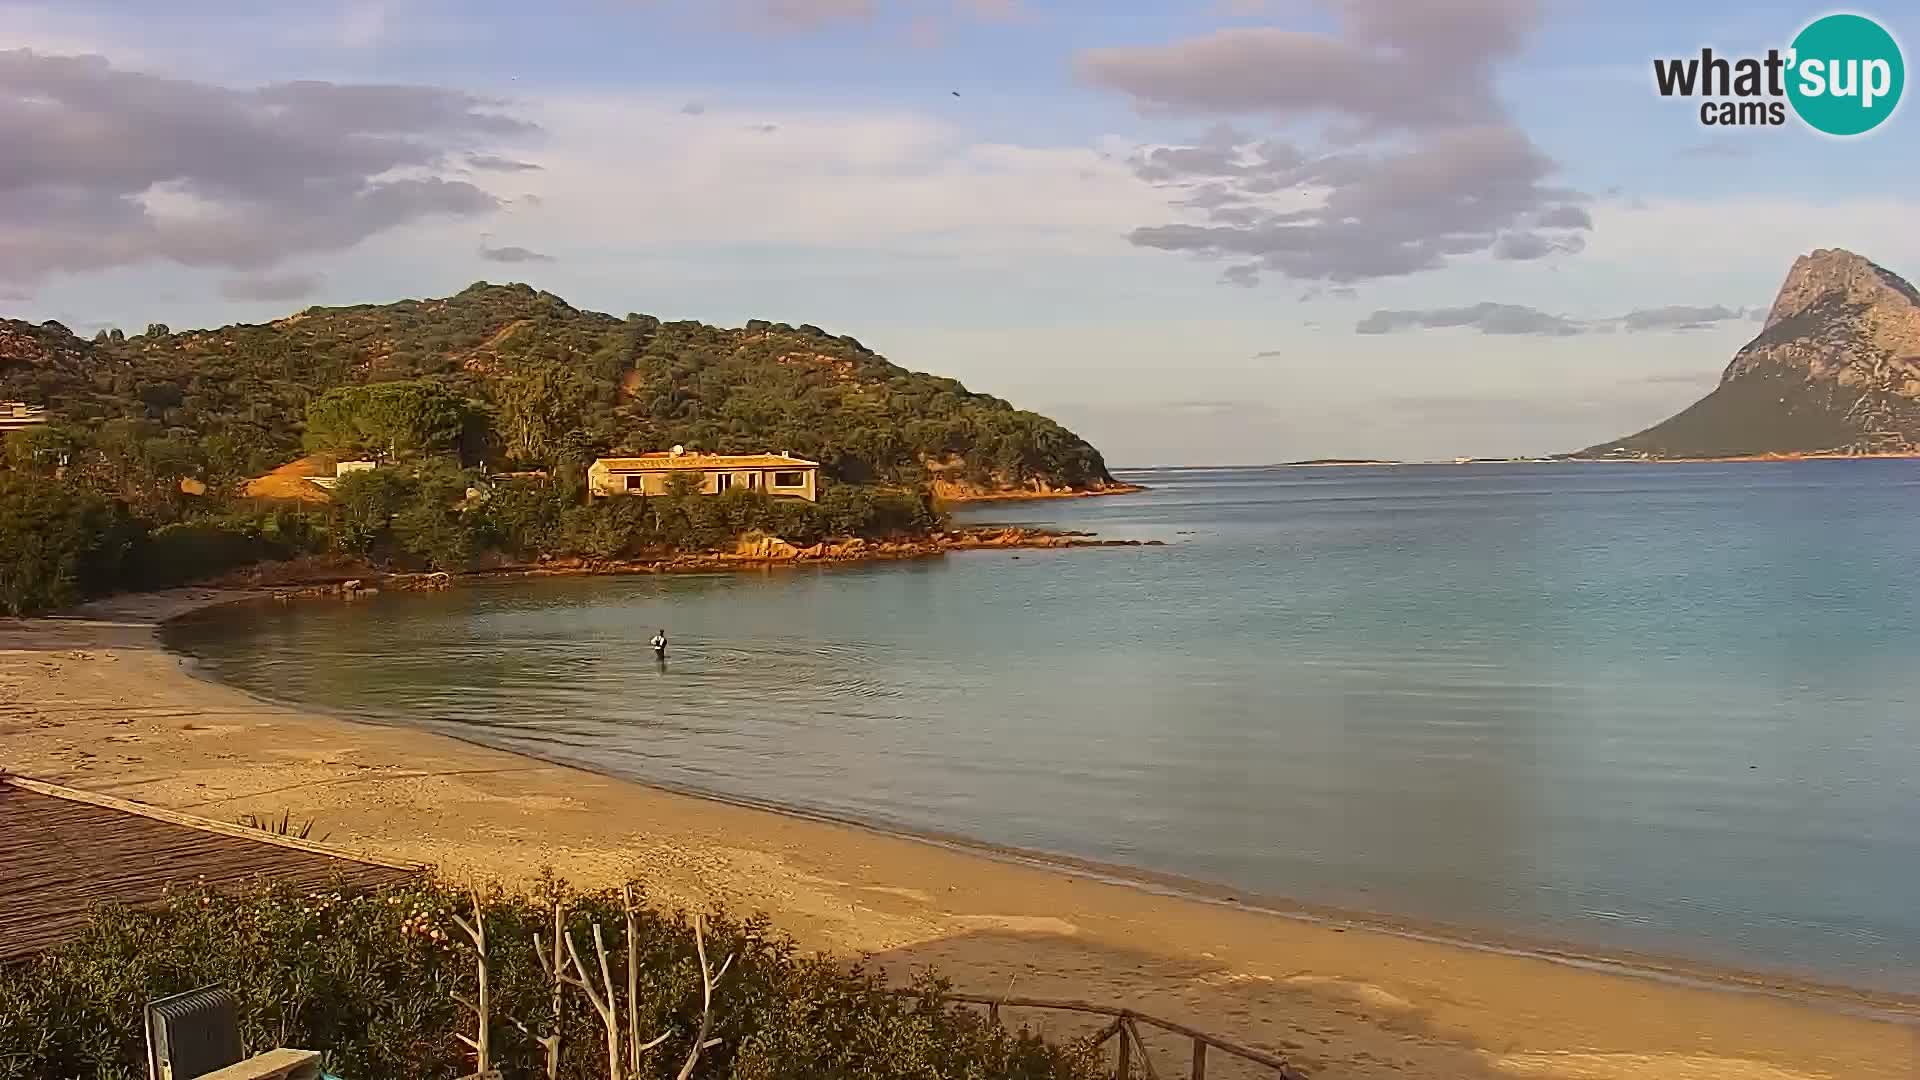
[{"x1": 0, "y1": 282, "x2": 1117, "y2": 494}]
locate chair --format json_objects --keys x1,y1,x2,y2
[{"x1": 144, "y1": 986, "x2": 322, "y2": 1080}]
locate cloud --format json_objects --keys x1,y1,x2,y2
[
  {"x1": 680, "y1": 101, "x2": 707, "y2": 115},
  {"x1": 478, "y1": 240, "x2": 555, "y2": 263},
  {"x1": 0, "y1": 48, "x2": 535, "y2": 287},
  {"x1": 1077, "y1": 0, "x2": 1541, "y2": 133},
  {"x1": 1355, "y1": 302, "x2": 1755, "y2": 336},
  {"x1": 1617, "y1": 304, "x2": 1748, "y2": 331},
  {"x1": 218, "y1": 271, "x2": 325, "y2": 302},
  {"x1": 1080, "y1": 1, "x2": 1587, "y2": 287},
  {"x1": 1125, "y1": 124, "x2": 1591, "y2": 284},
  {"x1": 1358, "y1": 302, "x2": 1584, "y2": 336},
  {"x1": 504, "y1": 98, "x2": 1163, "y2": 257},
  {"x1": 467, "y1": 153, "x2": 542, "y2": 172}
]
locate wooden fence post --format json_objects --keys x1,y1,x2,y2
[{"x1": 1190, "y1": 1038, "x2": 1206, "y2": 1080}]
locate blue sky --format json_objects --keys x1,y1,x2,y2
[{"x1": 4, "y1": 0, "x2": 1916, "y2": 464}]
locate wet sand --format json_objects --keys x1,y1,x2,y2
[{"x1": 3, "y1": 589, "x2": 1916, "y2": 1080}]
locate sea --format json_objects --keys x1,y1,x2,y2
[{"x1": 164, "y1": 462, "x2": 1920, "y2": 996}]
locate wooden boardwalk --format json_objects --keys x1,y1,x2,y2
[{"x1": 0, "y1": 776, "x2": 421, "y2": 962}]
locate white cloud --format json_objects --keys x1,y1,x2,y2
[{"x1": 503, "y1": 96, "x2": 1165, "y2": 257}]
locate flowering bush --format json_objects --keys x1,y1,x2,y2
[{"x1": 0, "y1": 875, "x2": 1099, "y2": 1080}]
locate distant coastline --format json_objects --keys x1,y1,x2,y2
[{"x1": 1278, "y1": 458, "x2": 1402, "y2": 467}]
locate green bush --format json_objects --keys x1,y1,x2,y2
[
  {"x1": 135, "y1": 510, "x2": 331, "y2": 589},
  {"x1": 0, "y1": 472, "x2": 144, "y2": 615},
  {"x1": 328, "y1": 469, "x2": 417, "y2": 557},
  {"x1": 0, "y1": 877, "x2": 1099, "y2": 1080}
]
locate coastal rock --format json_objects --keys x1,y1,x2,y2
[
  {"x1": 736, "y1": 535, "x2": 803, "y2": 560},
  {"x1": 1581, "y1": 248, "x2": 1920, "y2": 458}
]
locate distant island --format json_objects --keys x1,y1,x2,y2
[
  {"x1": 0, "y1": 283, "x2": 1137, "y2": 614},
  {"x1": 1572, "y1": 248, "x2": 1920, "y2": 461},
  {"x1": 1280, "y1": 458, "x2": 1402, "y2": 467}
]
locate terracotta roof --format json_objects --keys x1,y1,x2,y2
[
  {"x1": 592, "y1": 453, "x2": 819, "y2": 471},
  {"x1": 0, "y1": 776, "x2": 421, "y2": 962}
]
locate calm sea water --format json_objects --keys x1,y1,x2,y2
[{"x1": 166, "y1": 462, "x2": 1920, "y2": 994}]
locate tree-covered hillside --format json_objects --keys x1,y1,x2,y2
[{"x1": 0, "y1": 283, "x2": 1116, "y2": 493}]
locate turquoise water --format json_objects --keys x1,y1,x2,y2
[{"x1": 165, "y1": 462, "x2": 1920, "y2": 994}]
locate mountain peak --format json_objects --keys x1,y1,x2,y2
[
  {"x1": 1764, "y1": 248, "x2": 1920, "y2": 330},
  {"x1": 1579, "y1": 249, "x2": 1920, "y2": 459}
]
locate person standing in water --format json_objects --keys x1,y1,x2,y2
[{"x1": 650, "y1": 629, "x2": 667, "y2": 655}]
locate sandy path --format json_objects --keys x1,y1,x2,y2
[{"x1": 2, "y1": 590, "x2": 1915, "y2": 1080}]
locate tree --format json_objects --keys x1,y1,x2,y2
[
  {"x1": 496, "y1": 362, "x2": 589, "y2": 467},
  {"x1": 0, "y1": 474, "x2": 142, "y2": 615},
  {"x1": 329, "y1": 469, "x2": 413, "y2": 556},
  {"x1": 304, "y1": 380, "x2": 476, "y2": 460}
]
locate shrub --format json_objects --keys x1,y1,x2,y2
[
  {"x1": 0, "y1": 473, "x2": 144, "y2": 616},
  {"x1": 0, "y1": 877, "x2": 1099, "y2": 1080}
]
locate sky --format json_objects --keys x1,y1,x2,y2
[{"x1": 3, "y1": 0, "x2": 1916, "y2": 465}]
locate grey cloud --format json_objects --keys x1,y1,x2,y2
[
  {"x1": 1492, "y1": 230, "x2": 1585, "y2": 261},
  {"x1": 1127, "y1": 124, "x2": 1591, "y2": 284},
  {"x1": 467, "y1": 153, "x2": 542, "y2": 172},
  {"x1": 219, "y1": 271, "x2": 324, "y2": 302},
  {"x1": 479, "y1": 241, "x2": 555, "y2": 263},
  {"x1": 1357, "y1": 302, "x2": 1583, "y2": 336},
  {"x1": 1220, "y1": 264, "x2": 1261, "y2": 287},
  {"x1": 1077, "y1": 0, "x2": 1541, "y2": 133},
  {"x1": 681, "y1": 102, "x2": 707, "y2": 115},
  {"x1": 1354, "y1": 301, "x2": 1756, "y2": 336},
  {"x1": 0, "y1": 49, "x2": 533, "y2": 286},
  {"x1": 1617, "y1": 304, "x2": 1747, "y2": 331},
  {"x1": 1084, "y1": 1, "x2": 1586, "y2": 288},
  {"x1": 1532, "y1": 204, "x2": 1592, "y2": 229}
]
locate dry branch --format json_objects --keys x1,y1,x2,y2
[
  {"x1": 450, "y1": 884, "x2": 491, "y2": 1075},
  {"x1": 674, "y1": 913, "x2": 734, "y2": 1080}
]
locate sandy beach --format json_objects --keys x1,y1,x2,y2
[{"x1": 3, "y1": 590, "x2": 1916, "y2": 1080}]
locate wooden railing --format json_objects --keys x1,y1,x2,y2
[{"x1": 896, "y1": 991, "x2": 1309, "y2": 1079}]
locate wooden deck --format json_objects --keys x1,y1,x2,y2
[{"x1": 0, "y1": 776, "x2": 422, "y2": 963}]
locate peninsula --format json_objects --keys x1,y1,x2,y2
[{"x1": 0, "y1": 284, "x2": 1140, "y2": 614}]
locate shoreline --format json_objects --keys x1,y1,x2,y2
[
  {"x1": 205, "y1": 524, "x2": 1166, "y2": 599},
  {"x1": 152, "y1": 633, "x2": 1920, "y2": 1025},
  {"x1": 5, "y1": 589, "x2": 1917, "y2": 1079},
  {"x1": 161, "y1": 603, "x2": 1920, "y2": 1023},
  {"x1": 932, "y1": 482, "x2": 1149, "y2": 504}
]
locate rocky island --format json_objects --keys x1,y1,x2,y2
[{"x1": 1577, "y1": 248, "x2": 1920, "y2": 460}]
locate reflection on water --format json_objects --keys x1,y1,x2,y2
[{"x1": 167, "y1": 462, "x2": 1920, "y2": 994}]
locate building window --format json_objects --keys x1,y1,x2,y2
[
  {"x1": 714, "y1": 473, "x2": 732, "y2": 492},
  {"x1": 773, "y1": 471, "x2": 806, "y2": 488},
  {"x1": 625, "y1": 474, "x2": 644, "y2": 491}
]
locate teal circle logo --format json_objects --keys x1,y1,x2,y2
[{"x1": 1786, "y1": 13, "x2": 1904, "y2": 136}]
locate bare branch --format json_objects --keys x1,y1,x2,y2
[
  {"x1": 625, "y1": 885, "x2": 642, "y2": 1078},
  {"x1": 565, "y1": 924, "x2": 626, "y2": 1079},
  {"x1": 547, "y1": 899, "x2": 565, "y2": 1080},
  {"x1": 452, "y1": 882, "x2": 491, "y2": 1074},
  {"x1": 674, "y1": 914, "x2": 731, "y2": 1080}
]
